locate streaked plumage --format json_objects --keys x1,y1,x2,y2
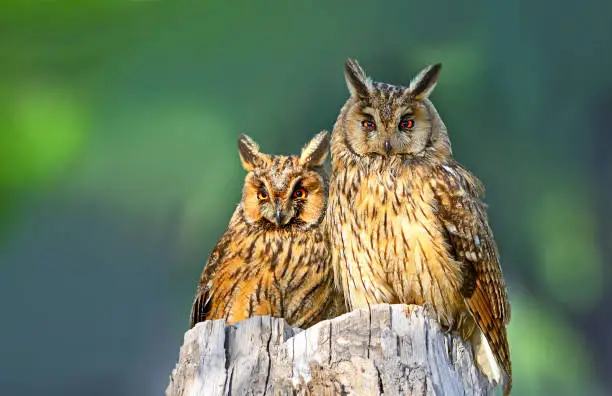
[
  {"x1": 326, "y1": 59, "x2": 512, "y2": 393},
  {"x1": 190, "y1": 132, "x2": 344, "y2": 329}
]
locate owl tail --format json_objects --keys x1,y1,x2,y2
[{"x1": 471, "y1": 329, "x2": 512, "y2": 395}]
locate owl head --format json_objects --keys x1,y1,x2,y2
[
  {"x1": 237, "y1": 131, "x2": 330, "y2": 230},
  {"x1": 338, "y1": 58, "x2": 451, "y2": 159}
]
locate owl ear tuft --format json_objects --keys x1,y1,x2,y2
[
  {"x1": 238, "y1": 134, "x2": 265, "y2": 171},
  {"x1": 409, "y1": 63, "x2": 442, "y2": 100},
  {"x1": 344, "y1": 58, "x2": 372, "y2": 99},
  {"x1": 299, "y1": 131, "x2": 330, "y2": 168}
]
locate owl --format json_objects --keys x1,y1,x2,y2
[
  {"x1": 326, "y1": 59, "x2": 512, "y2": 394},
  {"x1": 190, "y1": 131, "x2": 344, "y2": 330}
]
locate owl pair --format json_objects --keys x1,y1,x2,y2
[{"x1": 190, "y1": 59, "x2": 511, "y2": 394}]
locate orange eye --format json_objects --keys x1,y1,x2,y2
[
  {"x1": 292, "y1": 188, "x2": 307, "y2": 199},
  {"x1": 399, "y1": 119, "x2": 415, "y2": 130},
  {"x1": 257, "y1": 190, "x2": 268, "y2": 200},
  {"x1": 361, "y1": 120, "x2": 376, "y2": 131}
]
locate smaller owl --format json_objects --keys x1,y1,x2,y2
[{"x1": 190, "y1": 131, "x2": 344, "y2": 329}]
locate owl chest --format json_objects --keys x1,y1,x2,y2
[
  {"x1": 350, "y1": 176, "x2": 446, "y2": 262},
  {"x1": 238, "y1": 231, "x2": 328, "y2": 287},
  {"x1": 226, "y1": 231, "x2": 330, "y2": 319},
  {"x1": 334, "y1": 169, "x2": 463, "y2": 313}
]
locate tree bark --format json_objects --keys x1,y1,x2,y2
[{"x1": 166, "y1": 304, "x2": 497, "y2": 395}]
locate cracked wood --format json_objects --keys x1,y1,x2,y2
[{"x1": 166, "y1": 304, "x2": 498, "y2": 395}]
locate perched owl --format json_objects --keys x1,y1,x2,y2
[
  {"x1": 326, "y1": 59, "x2": 512, "y2": 394},
  {"x1": 190, "y1": 131, "x2": 344, "y2": 330}
]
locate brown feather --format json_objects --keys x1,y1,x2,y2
[
  {"x1": 327, "y1": 59, "x2": 512, "y2": 394},
  {"x1": 430, "y1": 163, "x2": 512, "y2": 391},
  {"x1": 190, "y1": 133, "x2": 345, "y2": 330}
]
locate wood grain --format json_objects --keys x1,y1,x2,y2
[{"x1": 167, "y1": 304, "x2": 498, "y2": 395}]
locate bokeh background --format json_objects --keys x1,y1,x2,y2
[{"x1": 1, "y1": 1, "x2": 611, "y2": 395}]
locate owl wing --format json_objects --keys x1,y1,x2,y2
[
  {"x1": 189, "y1": 238, "x2": 227, "y2": 328},
  {"x1": 430, "y1": 163, "x2": 511, "y2": 381},
  {"x1": 189, "y1": 209, "x2": 243, "y2": 329}
]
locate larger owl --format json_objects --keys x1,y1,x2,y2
[
  {"x1": 326, "y1": 59, "x2": 512, "y2": 394},
  {"x1": 190, "y1": 131, "x2": 344, "y2": 329}
]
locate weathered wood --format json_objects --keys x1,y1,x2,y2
[{"x1": 166, "y1": 304, "x2": 497, "y2": 395}]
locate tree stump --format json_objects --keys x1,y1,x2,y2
[{"x1": 166, "y1": 304, "x2": 497, "y2": 395}]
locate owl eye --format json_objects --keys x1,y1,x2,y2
[
  {"x1": 257, "y1": 190, "x2": 268, "y2": 201},
  {"x1": 399, "y1": 119, "x2": 415, "y2": 131},
  {"x1": 361, "y1": 120, "x2": 376, "y2": 131},
  {"x1": 292, "y1": 187, "x2": 308, "y2": 199}
]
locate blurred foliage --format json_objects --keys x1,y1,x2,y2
[
  {"x1": 510, "y1": 296, "x2": 596, "y2": 395},
  {"x1": 530, "y1": 184, "x2": 603, "y2": 309},
  {"x1": 0, "y1": 1, "x2": 610, "y2": 395},
  {"x1": 0, "y1": 84, "x2": 88, "y2": 187}
]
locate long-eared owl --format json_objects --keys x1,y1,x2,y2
[
  {"x1": 190, "y1": 131, "x2": 344, "y2": 329},
  {"x1": 325, "y1": 59, "x2": 512, "y2": 394}
]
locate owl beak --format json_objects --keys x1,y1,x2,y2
[
  {"x1": 275, "y1": 206, "x2": 283, "y2": 226},
  {"x1": 384, "y1": 139, "x2": 392, "y2": 155}
]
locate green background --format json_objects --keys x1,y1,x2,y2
[{"x1": 1, "y1": 1, "x2": 611, "y2": 395}]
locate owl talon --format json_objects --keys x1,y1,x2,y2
[{"x1": 440, "y1": 322, "x2": 453, "y2": 334}]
